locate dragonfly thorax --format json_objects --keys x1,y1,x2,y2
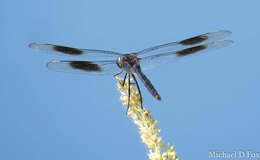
[{"x1": 116, "y1": 53, "x2": 141, "y2": 72}]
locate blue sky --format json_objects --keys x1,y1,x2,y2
[{"x1": 1, "y1": 0, "x2": 259, "y2": 159}]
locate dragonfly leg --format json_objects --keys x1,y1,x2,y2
[
  {"x1": 113, "y1": 71, "x2": 123, "y2": 77},
  {"x1": 131, "y1": 73, "x2": 143, "y2": 109},
  {"x1": 114, "y1": 71, "x2": 127, "y2": 86},
  {"x1": 126, "y1": 73, "x2": 131, "y2": 113},
  {"x1": 122, "y1": 73, "x2": 127, "y2": 86}
]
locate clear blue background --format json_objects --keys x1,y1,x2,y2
[{"x1": 1, "y1": 0, "x2": 259, "y2": 159}]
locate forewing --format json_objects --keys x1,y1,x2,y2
[
  {"x1": 140, "y1": 40, "x2": 234, "y2": 70},
  {"x1": 46, "y1": 60, "x2": 120, "y2": 75},
  {"x1": 29, "y1": 42, "x2": 121, "y2": 60},
  {"x1": 138, "y1": 30, "x2": 232, "y2": 57}
]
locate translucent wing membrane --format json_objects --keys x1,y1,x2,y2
[
  {"x1": 140, "y1": 40, "x2": 234, "y2": 70},
  {"x1": 29, "y1": 42, "x2": 122, "y2": 59},
  {"x1": 138, "y1": 30, "x2": 232, "y2": 57},
  {"x1": 47, "y1": 60, "x2": 120, "y2": 75},
  {"x1": 30, "y1": 30, "x2": 233, "y2": 73}
]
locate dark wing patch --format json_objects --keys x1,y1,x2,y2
[
  {"x1": 179, "y1": 35, "x2": 208, "y2": 45},
  {"x1": 138, "y1": 30, "x2": 231, "y2": 56},
  {"x1": 177, "y1": 45, "x2": 207, "y2": 56},
  {"x1": 53, "y1": 45, "x2": 84, "y2": 55},
  {"x1": 29, "y1": 42, "x2": 122, "y2": 59},
  {"x1": 46, "y1": 60, "x2": 120, "y2": 75},
  {"x1": 69, "y1": 61, "x2": 102, "y2": 71},
  {"x1": 140, "y1": 40, "x2": 233, "y2": 70}
]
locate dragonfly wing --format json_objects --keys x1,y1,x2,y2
[
  {"x1": 138, "y1": 30, "x2": 232, "y2": 57},
  {"x1": 29, "y1": 42, "x2": 122, "y2": 59},
  {"x1": 140, "y1": 40, "x2": 234, "y2": 70},
  {"x1": 46, "y1": 60, "x2": 121, "y2": 75}
]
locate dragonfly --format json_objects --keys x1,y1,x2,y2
[{"x1": 29, "y1": 30, "x2": 233, "y2": 108}]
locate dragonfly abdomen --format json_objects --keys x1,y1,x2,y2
[{"x1": 135, "y1": 67, "x2": 162, "y2": 101}]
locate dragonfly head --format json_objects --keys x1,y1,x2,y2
[{"x1": 116, "y1": 53, "x2": 140, "y2": 71}]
